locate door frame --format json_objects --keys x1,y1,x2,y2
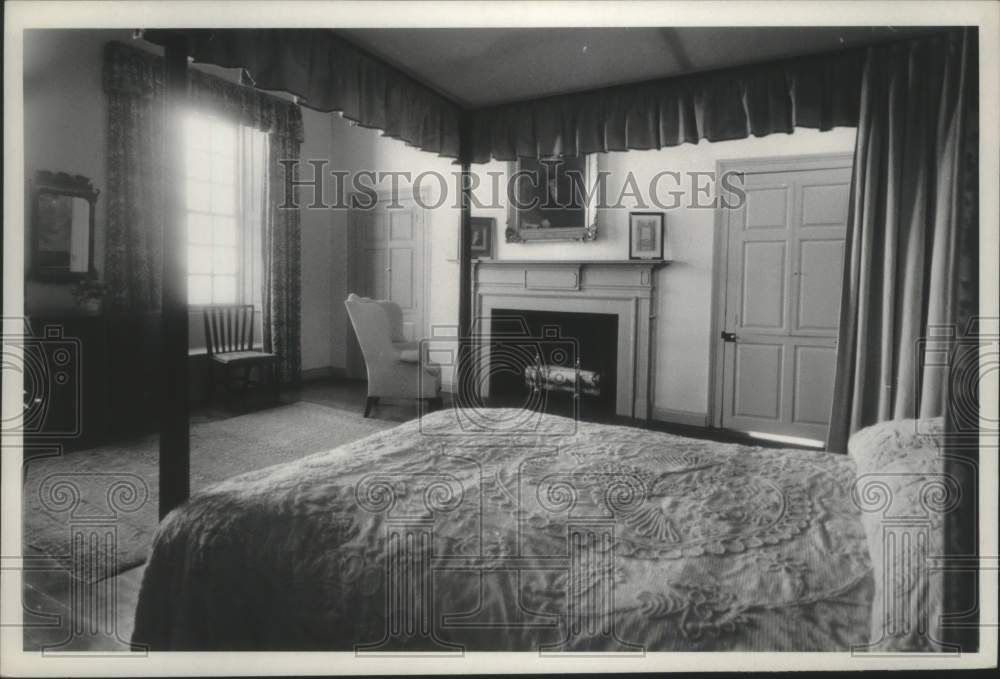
[
  {"x1": 707, "y1": 152, "x2": 854, "y2": 429},
  {"x1": 345, "y1": 186, "x2": 434, "y2": 379}
]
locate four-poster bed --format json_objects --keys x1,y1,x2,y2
[
  {"x1": 136, "y1": 27, "x2": 978, "y2": 652},
  {"x1": 158, "y1": 33, "x2": 191, "y2": 519}
]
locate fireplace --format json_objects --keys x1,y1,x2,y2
[
  {"x1": 472, "y1": 259, "x2": 669, "y2": 419},
  {"x1": 488, "y1": 309, "x2": 618, "y2": 418}
]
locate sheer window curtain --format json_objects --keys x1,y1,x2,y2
[{"x1": 239, "y1": 126, "x2": 267, "y2": 347}]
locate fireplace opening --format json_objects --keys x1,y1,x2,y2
[{"x1": 488, "y1": 308, "x2": 618, "y2": 419}]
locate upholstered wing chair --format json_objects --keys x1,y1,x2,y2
[{"x1": 344, "y1": 293, "x2": 443, "y2": 417}]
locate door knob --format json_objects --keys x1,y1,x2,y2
[{"x1": 721, "y1": 331, "x2": 737, "y2": 342}]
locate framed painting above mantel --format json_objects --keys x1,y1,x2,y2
[{"x1": 505, "y1": 154, "x2": 598, "y2": 243}]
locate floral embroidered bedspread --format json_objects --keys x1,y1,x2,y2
[{"x1": 132, "y1": 409, "x2": 873, "y2": 651}]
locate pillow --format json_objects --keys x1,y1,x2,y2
[{"x1": 849, "y1": 417, "x2": 954, "y2": 652}]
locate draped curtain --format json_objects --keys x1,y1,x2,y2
[
  {"x1": 826, "y1": 29, "x2": 978, "y2": 452},
  {"x1": 944, "y1": 45, "x2": 979, "y2": 649},
  {"x1": 263, "y1": 131, "x2": 302, "y2": 384},
  {"x1": 826, "y1": 30, "x2": 979, "y2": 650},
  {"x1": 104, "y1": 40, "x2": 304, "y2": 383},
  {"x1": 104, "y1": 55, "x2": 165, "y2": 311}
]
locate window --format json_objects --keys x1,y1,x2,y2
[{"x1": 183, "y1": 112, "x2": 268, "y2": 305}]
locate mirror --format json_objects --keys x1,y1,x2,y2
[
  {"x1": 506, "y1": 155, "x2": 598, "y2": 243},
  {"x1": 31, "y1": 171, "x2": 98, "y2": 280}
]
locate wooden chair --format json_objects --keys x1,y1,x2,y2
[{"x1": 203, "y1": 305, "x2": 279, "y2": 406}]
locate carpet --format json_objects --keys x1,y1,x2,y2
[{"x1": 23, "y1": 401, "x2": 395, "y2": 580}]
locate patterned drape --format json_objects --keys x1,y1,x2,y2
[
  {"x1": 942, "y1": 30, "x2": 979, "y2": 652},
  {"x1": 263, "y1": 131, "x2": 302, "y2": 384},
  {"x1": 105, "y1": 71, "x2": 166, "y2": 311},
  {"x1": 103, "y1": 40, "x2": 304, "y2": 383}
]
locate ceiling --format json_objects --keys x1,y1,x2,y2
[{"x1": 337, "y1": 27, "x2": 939, "y2": 108}]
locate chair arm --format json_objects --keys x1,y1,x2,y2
[{"x1": 393, "y1": 341, "x2": 422, "y2": 364}]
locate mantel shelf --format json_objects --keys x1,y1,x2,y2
[{"x1": 474, "y1": 259, "x2": 672, "y2": 266}]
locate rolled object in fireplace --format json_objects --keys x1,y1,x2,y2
[{"x1": 524, "y1": 365, "x2": 601, "y2": 396}]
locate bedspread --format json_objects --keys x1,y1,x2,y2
[{"x1": 132, "y1": 409, "x2": 873, "y2": 651}]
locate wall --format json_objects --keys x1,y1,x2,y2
[
  {"x1": 472, "y1": 128, "x2": 857, "y2": 421},
  {"x1": 22, "y1": 29, "x2": 338, "y2": 374},
  {"x1": 297, "y1": 107, "x2": 337, "y2": 373},
  {"x1": 23, "y1": 29, "x2": 122, "y2": 310},
  {"x1": 327, "y1": 116, "x2": 462, "y2": 386}
]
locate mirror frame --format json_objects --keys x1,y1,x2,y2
[
  {"x1": 505, "y1": 155, "x2": 599, "y2": 243},
  {"x1": 30, "y1": 170, "x2": 99, "y2": 282}
]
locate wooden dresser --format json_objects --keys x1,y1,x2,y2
[{"x1": 24, "y1": 312, "x2": 162, "y2": 453}]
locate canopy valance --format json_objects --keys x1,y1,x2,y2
[
  {"x1": 141, "y1": 29, "x2": 978, "y2": 165},
  {"x1": 143, "y1": 29, "x2": 462, "y2": 158},
  {"x1": 466, "y1": 46, "x2": 867, "y2": 162},
  {"x1": 105, "y1": 40, "x2": 304, "y2": 144}
]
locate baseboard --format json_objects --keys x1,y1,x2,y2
[
  {"x1": 301, "y1": 366, "x2": 348, "y2": 382},
  {"x1": 651, "y1": 407, "x2": 709, "y2": 428}
]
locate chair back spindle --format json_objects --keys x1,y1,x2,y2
[{"x1": 203, "y1": 305, "x2": 255, "y2": 356}]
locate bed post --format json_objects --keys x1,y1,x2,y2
[
  {"x1": 456, "y1": 112, "x2": 473, "y2": 406},
  {"x1": 159, "y1": 32, "x2": 191, "y2": 519}
]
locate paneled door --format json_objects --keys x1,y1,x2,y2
[
  {"x1": 716, "y1": 155, "x2": 852, "y2": 443},
  {"x1": 346, "y1": 194, "x2": 428, "y2": 378}
]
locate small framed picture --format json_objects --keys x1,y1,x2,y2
[
  {"x1": 470, "y1": 216, "x2": 495, "y2": 258},
  {"x1": 629, "y1": 212, "x2": 664, "y2": 260}
]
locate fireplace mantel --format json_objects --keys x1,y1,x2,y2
[
  {"x1": 472, "y1": 258, "x2": 671, "y2": 419},
  {"x1": 474, "y1": 259, "x2": 668, "y2": 265}
]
